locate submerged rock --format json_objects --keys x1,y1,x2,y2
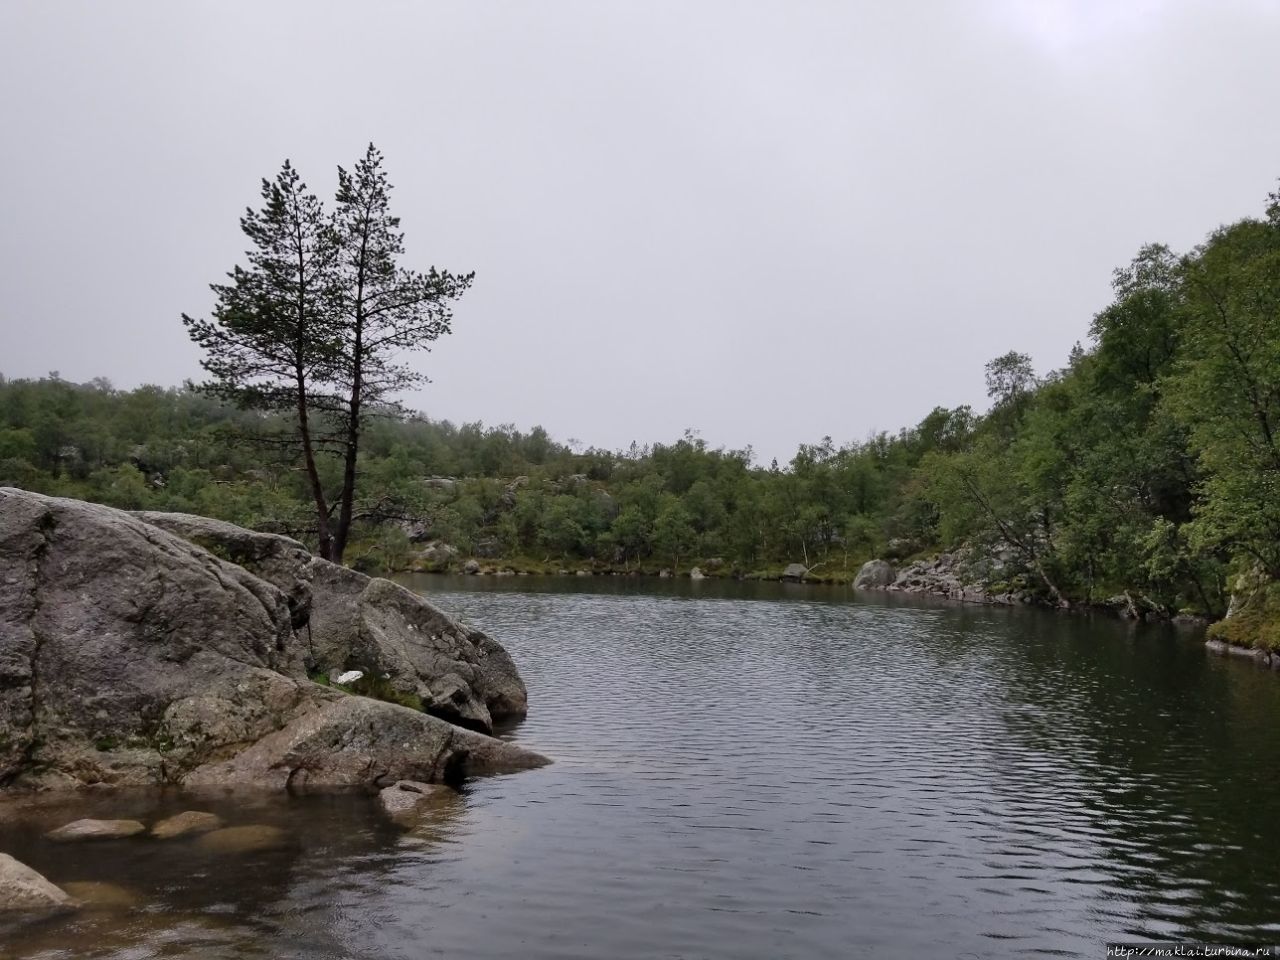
[
  {"x1": 151, "y1": 810, "x2": 223, "y2": 839},
  {"x1": 379, "y1": 779, "x2": 456, "y2": 824},
  {"x1": 61, "y1": 881, "x2": 140, "y2": 909},
  {"x1": 46, "y1": 819, "x2": 146, "y2": 842},
  {"x1": 195, "y1": 825, "x2": 288, "y2": 854},
  {"x1": 0, "y1": 854, "x2": 74, "y2": 912}
]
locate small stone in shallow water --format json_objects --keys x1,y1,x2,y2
[
  {"x1": 379, "y1": 780, "x2": 457, "y2": 823},
  {"x1": 60, "y1": 881, "x2": 140, "y2": 909},
  {"x1": 151, "y1": 811, "x2": 224, "y2": 839},
  {"x1": 45, "y1": 819, "x2": 146, "y2": 842},
  {"x1": 195, "y1": 825, "x2": 288, "y2": 854}
]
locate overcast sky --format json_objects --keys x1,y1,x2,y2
[{"x1": 2, "y1": 1, "x2": 1279, "y2": 464}]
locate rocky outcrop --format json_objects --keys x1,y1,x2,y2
[
  {"x1": 133, "y1": 511, "x2": 314, "y2": 628},
  {"x1": 136, "y1": 510, "x2": 528, "y2": 734},
  {"x1": 182, "y1": 694, "x2": 544, "y2": 791},
  {"x1": 853, "y1": 559, "x2": 895, "y2": 589},
  {"x1": 0, "y1": 854, "x2": 73, "y2": 912},
  {"x1": 858, "y1": 549, "x2": 1031, "y2": 606},
  {"x1": 0, "y1": 488, "x2": 546, "y2": 792},
  {"x1": 304, "y1": 562, "x2": 527, "y2": 733}
]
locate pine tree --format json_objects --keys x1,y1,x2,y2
[
  {"x1": 326, "y1": 144, "x2": 473, "y2": 560},
  {"x1": 182, "y1": 161, "x2": 343, "y2": 557},
  {"x1": 183, "y1": 146, "x2": 472, "y2": 562}
]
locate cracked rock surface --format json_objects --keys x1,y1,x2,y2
[
  {"x1": 137, "y1": 511, "x2": 528, "y2": 734},
  {"x1": 0, "y1": 488, "x2": 546, "y2": 792}
]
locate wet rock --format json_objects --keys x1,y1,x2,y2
[
  {"x1": 0, "y1": 854, "x2": 74, "y2": 912},
  {"x1": 183, "y1": 695, "x2": 548, "y2": 791},
  {"x1": 46, "y1": 818, "x2": 146, "y2": 842},
  {"x1": 195, "y1": 825, "x2": 288, "y2": 854},
  {"x1": 151, "y1": 810, "x2": 224, "y2": 839},
  {"x1": 853, "y1": 559, "x2": 895, "y2": 589},
  {"x1": 379, "y1": 779, "x2": 457, "y2": 823}
]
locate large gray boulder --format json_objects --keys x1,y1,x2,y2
[
  {"x1": 183, "y1": 695, "x2": 544, "y2": 791},
  {"x1": 0, "y1": 488, "x2": 546, "y2": 791},
  {"x1": 853, "y1": 559, "x2": 896, "y2": 589},
  {"x1": 2, "y1": 488, "x2": 302, "y2": 788},
  {"x1": 0, "y1": 854, "x2": 74, "y2": 913},
  {"x1": 133, "y1": 511, "x2": 314, "y2": 627},
  {"x1": 139, "y1": 511, "x2": 528, "y2": 735},
  {"x1": 781, "y1": 563, "x2": 808, "y2": 581},
  {"x1": 305, "y1": 561, "x2": 527, "y2": 733}
]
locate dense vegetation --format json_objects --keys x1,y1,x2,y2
[{"x1": 3, "y1": 185, "x2": 1278, "y2": 644}]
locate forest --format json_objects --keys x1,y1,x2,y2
[{"x1": 3, "y1": 185, "x2": 1278, "y2": 647}]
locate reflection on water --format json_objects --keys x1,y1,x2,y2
[{"x1": 3, "y1": 576, "x2": 1280, "y2": 959}]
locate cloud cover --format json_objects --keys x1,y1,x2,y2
[{"x1": 2, "y1": 0, "x2": 1278, "y2": 464}]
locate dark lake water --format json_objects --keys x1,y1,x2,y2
[{"x1": 4, "y1": 576, "x2": 1280, "y2": 958}]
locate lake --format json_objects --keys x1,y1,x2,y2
[{"x1": 3, "y1": 576, "x2": 1279, "y2": 958}]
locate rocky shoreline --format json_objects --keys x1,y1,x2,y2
[
  {"x1": 411, "y1": 546, "x2": 1275, "y2": 668},
  {"x1": 0, "y1": 488, "x2": 551, "y2": 915}
]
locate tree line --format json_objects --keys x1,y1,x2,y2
[{"x1": 2, "y1": 180, "x2": 1278, "y2": 641}]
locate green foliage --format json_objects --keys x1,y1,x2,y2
[
  {"x1": 343, "y1": 673, "x2": 425, "y2": 712},
  {"x1": 1207, "y1": 580, "x2": 1280, "y2": 651}
]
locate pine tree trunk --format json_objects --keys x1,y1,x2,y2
[{"x1": 295, "y1": 374, "x2": 333, "y2": 560}]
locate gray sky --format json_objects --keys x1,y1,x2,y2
[{"x1": 3, "y1": 1, "x2": 1279, "y2": 465}]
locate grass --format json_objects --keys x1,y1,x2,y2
[
  {"x1": 1207, "y1": 581, "x2": 1280, "y2": 651},
  {"x1": 310, "y1": 667, "x2": 425, "y2": 712}
]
